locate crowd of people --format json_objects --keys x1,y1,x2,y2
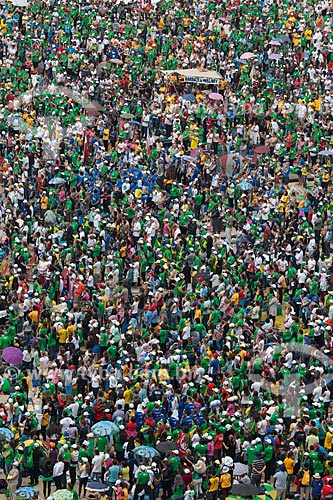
[{"x1": 1, "y1": 0, "x2": 333, "y2": 498}]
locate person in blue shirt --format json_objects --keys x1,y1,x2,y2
[
  {"x1": 143, "y1": 309, "x2": 152, "y2": 328},
  {"x1": 210, "y1": 356, "x2": 220, "y2": 378},
  {"x1": 106, "y1": 460, "x2": 121, "y2": 489},
  {"x1": 311, "y1": 473, "x2": 323, "y2": 500},
  {"x1": 181, "y1": 411, "x2": 193, "y2": 429}
]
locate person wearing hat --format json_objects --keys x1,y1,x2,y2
[
  {"x1": 311, "y1": 473, "x2": 324, "y2": 500},
  {"x1": 220, "y1": 465, "x2": 232, "y2": 499},
  {"x1": 7, "y1": 461, "x2": 19, "y2": 500},
  {"x1": 273, "y1": 462, "x2": 288, "y2": 500},
  {"x1": 133, "y1": 465, "x2": 150, "y2": 500}
]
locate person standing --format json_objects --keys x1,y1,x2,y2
[
  {"x1": 251, "y1": 452, "x2": 266, "y2": 487},
  {"x1": 7, "y1": 462, "x2": 19, "y2": 500},
  {"x1": 311, "y1": 473, "x2": 323, "y2": 500},
  {"x1": 30, "y1": 443, "x2": 43, "y2": 486},
  {"x1": 273, "y1": 463, "x2": 288, "y2": 500},
  {"x1": 78, "y1": 458, "x2": 90, "y2": 497},
  {"x1": 53, "y1": 458, "x2": 65, "y2": 490},
  {"x1": 41, "y1": 460, "x2": 53, "y2": 498}
]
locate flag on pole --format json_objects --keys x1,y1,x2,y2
[
  {"x1": 83, "y1": 133, "x2": 89, "y2": 158},
  {"x1": 146, "y1": 130, "x2": 151, "y2": 157}
]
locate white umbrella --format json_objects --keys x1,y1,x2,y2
[
  {"x1": 234, "y1": 462, "x2": 249, "y2": 475},
  {"x1": 10, "y1": 0, "x2": 29, "y2": 6}
]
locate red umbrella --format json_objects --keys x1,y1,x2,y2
[
  {"x1": 255, "y1": 146, "x2": 270, "y2": 154},
  {"x1": 209, "y1": 92, "x2": 223, "y2": 101}
]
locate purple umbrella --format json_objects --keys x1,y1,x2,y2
[
  {"x1": 2, "y1": 347, "x2": 23, "y2": 365},
  {"x1": 269, "y1": 53, "x2": 282, "y2": 60},
  {"x1": 240, "y1": 52, "x2": 255, "y2": 59},
  {"x1": 268, "y1": 40, "x2": 281, "y2": 46}
]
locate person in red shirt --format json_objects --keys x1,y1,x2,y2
[
  {"x1": 126, "y1": 416, "x2": 137, "y2": 438},
  {"x1": 214, "y1": 434, "x2": 224, "y2": 461},
  {"x1": 322, "y1": 479, "x2": 333, "y2": 498}
]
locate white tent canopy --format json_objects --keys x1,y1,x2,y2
[{"x1": 161, "y1": 68, "x2": 222, "y2": 85}]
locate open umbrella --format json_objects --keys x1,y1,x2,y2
[
  {"x1": 209, "y1": 92, "x2": 223, "y2": 100},
  {"x1": 52, "y1": 490, "x2": 73, "y2": 500},
  {"x1": 238, "y1": 180, "x2": 253, "y2": 191},
  {"x1": 279, "y1": 35, "x2": 291, "y2": 43},
  {"x1": 15, "y1": 487, "x2": 39, "y2": 499},
  {"x1": 268, "y1": 40, "x2": 281, "y2": 46},
  {"x1": 2, "y1": 347, "x2": 23, "y2": 365},
  {"x1": 133, "y1": 446, "x2": 160, "y2": 459},
  {"x1": 182, "y1": 94, "x2": 196, "y2": 103},
  {"x1": 10, "y1": 0, "x2": 28, "y2": 6},
  {"x1": 231, "y1": 484, "x2": 261, "y2": 496},
  {"x1": 91, "y1": 421, "x2": 119, "y2": 436},
  {"x1": 49, "y1": 177, "x2": 66, "y2": 185},
  {"x1": 19, "y1": 439, "x2": 48, "y2": 449},
  {"x1": 0, "y1": 427, "x2": 14, "y2": 441},
  {"x1": 120, "y1": 112, "x2": 135, "y2": 120},
  {"x1": 235, "y1": 58, "x2": 248, "y2": 65},
  {"x1": 252, "y1": 491, "x2": 279, "y2": 500},
  {"x1": 181, "y1": 155, "x2": 196, "y2": 163},
  {"x1": 128, "y1": 120, "x2": 142, "y2": 126},
  {"x1": 262, "y1": 483, "x2": 279, "y2": 500},
  {"x1": 319, "y1": 150, "x2": 333, "y2": 155},
  {"x1": 269, "y1": 53, "x2": 282, "y2": 60},
  {"x1": 233, "y1": 462, "x2": 249, "y2": 475},
  {"x1": 240, "y1": 52, "x2": 256, "y2": 59},
  {"x1": 86, "y1": 483, "x2": 109, "y2": 493},
  {"x1": 156, "y1": 441, "x2": 178, "y2": 453},
  {"x1": 255, "y1": 146, "x2": 270, "y2": 154},
  {"x1": 190, "y1": 147, "x2": 204, "y2": 158}
]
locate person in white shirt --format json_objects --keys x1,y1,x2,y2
[
  {"x1": 91, "y1": 450, "x2": 103, "y2": 481},
  {"x1": 53, "y1": 458, "x2": 65, "y2": 489}
]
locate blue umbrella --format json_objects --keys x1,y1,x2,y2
[
  {"x1": 128, "y1": 120, "x2": 142, "y2": 126},
  {"x1": 238, "y1": 180, "x2": 253, "y2": 191},
  {"x1": 0, "y1": 427, "x2": 14, "y2": 441},
  {"x1": 91, "y1": 421, "x2": 119, "y2": 436},
  {"x1": 49, "y1": 177, "x2": 66, "y2": 185},
  {"x1": 15, "y1": 487, "x2": 39, "y2": 498},
  {"x1": 319, "y1": 150, "x2": 333, "y2": 155},
  {"x1": 181, "y1": 94, "x2": 196, "y2": 102},
  {"x1": 133, "y1": 446, "x2": 160, "y2": 459},
  {"x1": 86, "y1": 483, "x2": 108, "y2": 493}
]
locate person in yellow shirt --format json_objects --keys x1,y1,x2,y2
[
  {"x1": 103, "y1": 128, "x2": 110, "y2": 150},
  {"x1": 58, "y1": 327, "x2": 68, "y2": 345},
  {"x1": 40, "y1": 192, "x2": 49, "y2": 217},
  {"x1": 207, "y1": 473, "x2": 220, "y2": 493},
  {"x1": 322, "y1": 169, "x2": 330, "y2": 192},
  {"x1": 324, "y1": 428, "x2": 333, "y2": 450},
  {"x1": 28, "y1": 307, "x2": 39, "y2": 333},
  {"x1": 123, "y1": 388, "x2": 132, "y2": 405},
  {"x1": 231, "y1": 290, "x2": 239, "y2": 306},
  {"x1": 284, "y1": 453, "x2": 295, "y2": 488}
]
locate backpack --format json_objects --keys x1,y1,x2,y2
[{"x1": 301, "y1": 470, "x2": 311, "y2": 486}]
